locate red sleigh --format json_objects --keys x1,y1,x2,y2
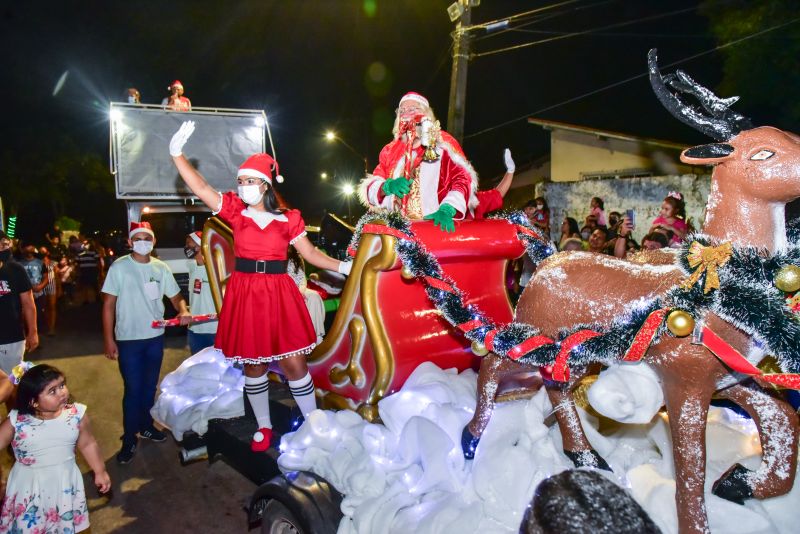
[{"x1": 202, "y1": 216, "x2": 526, "y2": 421}]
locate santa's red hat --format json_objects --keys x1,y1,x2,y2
[
  {"x1": 237, "y1": 153, "x2": 284, "y2": 184},
  {"x1": 129, "y1": 221, "x2": 155, "y2": 239},
  {"x1": 189, "y1": 231, "x2": 202, "y2": 246},
  {"x1": 399, "y1": 92, "x2": 429, "y2": 108},
  {"x1": 168, "y1": 80, "x2": 184, "y2": 90}
]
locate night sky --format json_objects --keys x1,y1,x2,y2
[{"x1": 1, "y1": 0, "x2": 791, "y2": 235}]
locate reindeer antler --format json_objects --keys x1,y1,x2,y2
[{"x1": 648, "y1": 49, "x2": 753, "y2": 141}]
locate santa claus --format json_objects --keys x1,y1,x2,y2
[{"x1": 358, "y1": 92, "x2": 478, "y2": 231}]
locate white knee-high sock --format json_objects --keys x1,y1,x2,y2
[
  {"x1": 288, "y1": 372, "x2": 317, "y2": 417},
  {"x1": 244, "y1": 374, "x2": 272, "y2": 429}
]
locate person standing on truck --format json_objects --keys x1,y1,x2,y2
[
  {"x1": 162, "y1": 80, "x2": 191, "y2": 112},
  {"x1": 184, "y1": 231, "x2": 218, "y2": 354},
  {"x1": 101, "y1": 221, "x2": 191, "y2": 464},
  {"x1": 169, "y1": 121, "x2": 352, "y2": 453}
]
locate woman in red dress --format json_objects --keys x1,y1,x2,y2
[{"x1": 169, "y1": 122, "x2": 351, "y2": 451}]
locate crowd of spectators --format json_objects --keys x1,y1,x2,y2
[
  {"x1": 516, "y1": 191, "x2": 692, "y2": 287},
  {"x1": 2, "y1": 227, "x2": 112, "y2": 340}
]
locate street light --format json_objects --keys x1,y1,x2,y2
[
  {"x1": 324, "y1": 130, "x2": 368, "y2": 174},
  {"x1": 342, "y1": 182, "x2": 355, "y2": 221},
  {"x1": 320, "y1": 172, "x2": 328, "y2": 180}
]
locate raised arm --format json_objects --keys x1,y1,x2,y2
[
  {"x1": 169, "y1": 122, "x2": 221, "y2": 210},
  {"x1": 494, "y1": 148, "x2": 516, "y2": 198}
]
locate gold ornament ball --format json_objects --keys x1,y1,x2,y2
[
  {"x1": 400, "y1": 266, "x2": 415, "y2": 280},
  {"x1": 775, "y1": 265, "x2": 800, "y2": 293},
  {"x1": 471, "y1": 340, "x2": 489, "y2": 356},
  {"x1": 667, "y1": 310, "x2": 695, "y2": 337}
]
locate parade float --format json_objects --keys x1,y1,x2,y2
[{"x1": 149, "y1": 51, "x2": 800, "y2": 533}]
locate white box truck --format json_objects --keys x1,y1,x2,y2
[{"x1": 109, "y1": 102, "x2": 271, "y2": 296}]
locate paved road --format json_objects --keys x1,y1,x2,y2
[{"x1": 2, "y1": 302, "x2": 256, "y2": 533}]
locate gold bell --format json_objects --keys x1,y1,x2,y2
[
  {"x1": 667, "y1": 310, "x2": 695, "y2": 337},
  {"x1": 400, "y1": 265, "x2": 415, "y2": 280},
  {"x1": 471, "y1": 340, "x2": 489, "y2": 356},
  {"x1": 775, "y1": 265, "x2": 800, "y2": 293}
]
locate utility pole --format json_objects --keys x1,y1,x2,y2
[{"x1": 447, "y1": 0, "x2": 474, "y2": 143}]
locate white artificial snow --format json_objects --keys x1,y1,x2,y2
[
  {"x1": 588, "y1": 362, "x2": 664, "y2": 424},
  {"x1": 151, "y1": 347, "x2": 245, "y2": 440},
  {"x1": 278, "y1": 362, "x2": 800, "y2": 534}
]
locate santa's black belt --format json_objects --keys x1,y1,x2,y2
[{"x1": 235, "y1": 258, "x2": 288, "y2": 274}]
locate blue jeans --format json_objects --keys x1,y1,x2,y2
[
  {"x1": 117, "y1": 336, "x2": 164, "y2": 443},
  {"x1": 188, "y1": 331, "x2": 217, "y2": 355}
]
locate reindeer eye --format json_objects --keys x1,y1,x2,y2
[{"x1": 750, "y1": 150, "x2": 774, "y2": 161}]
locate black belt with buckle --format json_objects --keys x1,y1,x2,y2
[{"x1": 235, "y1": 258, "x2": 288, "y2": 274}]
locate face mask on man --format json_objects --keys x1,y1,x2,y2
[
  {"x1": 132, "y1": 240, "x2": 154, "y2": 256},
  {"x1": 238, "y1": 184, "x2": 266, "y2": 205},
  {"x1": 536, "y1": 204, "x2": 544, "y2": 210},
  {"x1": 184, "y1": 246, "x2": 197, "y2": 259},
  {"x1": 581, "y1": 231, "x2": 591, "y2": 240}
]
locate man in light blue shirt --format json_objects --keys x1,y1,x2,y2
[
  {"x1": 184, "y1": 231, "x2": 218, "y2": 354},
  {"x1": 102, "y1": 222, "x2": 190, "y2": 464}
]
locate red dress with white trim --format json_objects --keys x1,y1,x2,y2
[{"x1": 214, "y1": 192, "x2": 316, "y2": 364}]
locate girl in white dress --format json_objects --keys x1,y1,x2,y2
[{"x1": 0, "y1": 364, "x2": 111, "y2": 533}]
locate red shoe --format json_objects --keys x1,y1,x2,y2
[{"x1": 251, "y1": 428, "x2": 273, "y2": 453}]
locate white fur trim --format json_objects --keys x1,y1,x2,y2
[
  {"x1": 129, "y1": 227, "x2": 155, "y2": 239},
  {"x1": 442, "y1": 191, "x2": 467, "y2": 219},
  {"x1": 399, "y1": 93, "x2": 429, "y2": 108},
  {"x1": 253, "y1": 431, "x2": 265, "y2": 442},
  {"x1": 237, "y1": 168, "x2": 271, "y2": 184},
  {"x1": 439, "y1": 139, "x2": 480, "y2": 210},
  {"x1": 189, "y1": 233, "x2": 201, "y2": 246},
  {"x1": 290, "y1": 230, "x2": 307, "y2": 245},
  {"x1": 211, "y1": 191, "x2": 224, "y2": 215}
]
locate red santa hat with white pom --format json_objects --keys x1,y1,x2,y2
[
  {"x1": 129, "y1": 221, "x2": 155, "y2": 239},
  {"x1": 237, "y1": 153, "x2": 284, "y2": 184}
]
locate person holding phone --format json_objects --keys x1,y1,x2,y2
[{"x1": 649, "y1": 191, "x2": 688, "y2": 245}]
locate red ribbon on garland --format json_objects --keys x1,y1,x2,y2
[
  {"x1": 623, "y1": 308, "x2": 670, "y2": 362},
  {"x1": 552, "y1": 330, "x2": 602, "y2": 381}
]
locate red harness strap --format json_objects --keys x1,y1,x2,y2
[
  {"x1": 551, "y1": 330, "x2": 602, "y2": 381},
  {"x1": 701, "y1": 327, "x2": 800, "y2": 390}
]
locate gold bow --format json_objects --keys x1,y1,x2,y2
[{"x1": 681, "y1": 241, "x2": 733, "y2": 294}]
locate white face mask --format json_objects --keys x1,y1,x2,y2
[
  {"x1": 128, "y1": 95, "x2": 137, "y2": 104},
  {"x1": 238, "y1": 184, "x2": 265, "y2": 205},
  {"x1": 132, "y1": 240, "x2": 154, "y2": 256},
  {"x1": 536, "y1": 204, "x2": 544, "y2": 210}
]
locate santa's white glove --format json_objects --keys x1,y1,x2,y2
[
  {"x1": 337, "y1": 260, "x2": 353, "y2": 276},
  {"x1": 504, "y1": 148, "x2": 515, "y2": 173},
  {"x1": 169, "y1": 121, "x2": 195, "y2": 157},
  {"x1": 420, "y1": 118, "x2": 433, "y2": 147}
]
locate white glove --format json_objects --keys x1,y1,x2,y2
[
  {"x1": 169, "y1": 121, "x2": 196, "y2": 157},
  {"x1": 420, "y1": 118, "x2": 433, "y2": 147},
  {"x1": 503, "y1": 148, "x2": 515, "y2": 173},
  {"x1": 337, "y1": 260, "x2": 353, "y2": 276}
]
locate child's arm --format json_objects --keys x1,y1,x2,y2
[
  {"x1": 77, "y1": 414, "x2": 111, "y2": 494},
  {"x1": 168, "y1": 122, "x2": 221, "y2": 211},
  {"x1": 0, "y1": 417, "x2": 15, "y2": 450}
]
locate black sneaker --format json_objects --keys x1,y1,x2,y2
[
  {"x1": 139, "y1": 428, "x2": 167, "y2": 442},
  {"x1": 116, "y1": 442, "x2": 137, "y2": 464}
]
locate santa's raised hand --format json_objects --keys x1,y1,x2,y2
[{"x1": 170, "y1": 121, "x2": 196, "y2": 157}]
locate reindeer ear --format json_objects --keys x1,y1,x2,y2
[{"x1": 680, "y1": 143, "x2": 735, "y2": 165}]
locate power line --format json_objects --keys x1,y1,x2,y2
[
  {"x1": 470, "y1": 0, "x2": 585, "y2": 31},
  {"x1": 464, "y1": 17, "x2": 800, "y2": 140},
  {"x1": 473, "y1": 5, "x2": 697, "y2": 59},
  {"x1": 472, "y1": 0, "x2": 621, "y2": 43}
]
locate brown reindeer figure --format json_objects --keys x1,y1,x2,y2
[{"x1": 462, "y1": 50, "x2": 800, "y2": 534}]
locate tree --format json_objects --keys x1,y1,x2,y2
[{"x1": 700, "y1": 0, "x2": 800, "y2": 128}]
